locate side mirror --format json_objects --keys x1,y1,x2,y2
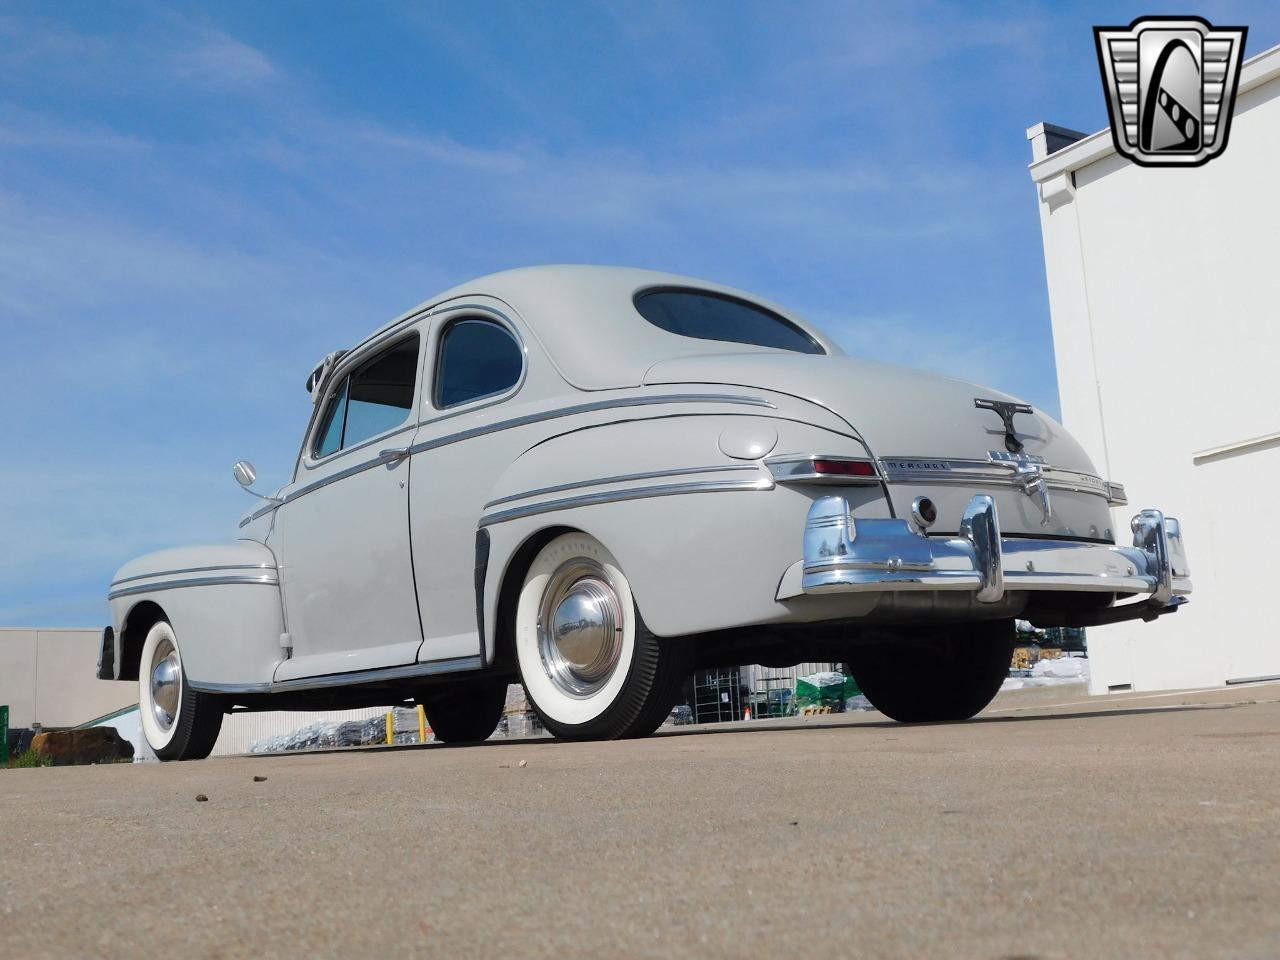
[{"x1": 232, "y1": 461, "x2": 282, "y2": 505}]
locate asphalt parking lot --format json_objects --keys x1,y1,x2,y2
[{"x1": 5, "y1": 682, "x2": 1279, "y2": 960}]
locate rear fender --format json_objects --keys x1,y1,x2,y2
[{"x1": 480, "y1": 414, "x2": 890, "y2": 656}]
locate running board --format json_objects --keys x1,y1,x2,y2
[{"x1": 190, "y1": 655, "x2": 485, "y2": 695}]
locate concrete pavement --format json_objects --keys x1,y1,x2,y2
[{"x1": 4, "y1": 682, "x2": 1279, "y2": 959}]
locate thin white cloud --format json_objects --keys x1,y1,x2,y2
[
  {"x1": 1, "y1": 14, "x2": 276, "y2": 93},
  {"x1": 0, "y1": 13, "x2": 106, "y2": 72},
  {"x1": 0, "y1": 112, "x2": 149, "y2": 151},
  {"x1": 169, "y1": 29, "x2": 275, "y2": 88},
  {"x1": 348, "y1": 123, "x2": 529, "y2": 175}
]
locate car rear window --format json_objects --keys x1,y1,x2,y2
[{"x1": 634, "y1": 288, "x2": 824, "y2": 355}]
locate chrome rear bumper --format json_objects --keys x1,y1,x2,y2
[{"x1": 788, "y1": 494, "x2": 1191, "y2": 621}]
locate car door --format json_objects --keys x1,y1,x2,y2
[
  {"x1": 274, "y1": 330, "x2": 425, "y2": 681},
  {"x1": 408, "y1": 307, "x2": 529, "y2": 664}
]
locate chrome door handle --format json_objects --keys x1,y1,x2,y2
[{"x1": 379, "y1": 446, "x2": 411, "y2": 463}]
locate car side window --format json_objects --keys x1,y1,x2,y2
[
  {"x1": 313, "y1": 377, "x2": 349, "y2": 459},
  {"x1": 434, "y1": 319, "x2": 523, "y2": 409},
  {"x1": 311, "y1": 334, "x2": 420, "y2": 459}
]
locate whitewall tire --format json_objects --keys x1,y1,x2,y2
[
  {"x1": 137, "y1": 621, "x2": 223, "y2": 761},
  {"x1": 515, "y1": 532, "x2": 689, "y2": 740}
]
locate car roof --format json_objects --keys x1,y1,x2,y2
[{"x1": 354, "y1": 264, "x2": 844, "y2": 391}]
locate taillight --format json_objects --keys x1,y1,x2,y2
[
  {"x1": 812, "y1": 458, "x2": 877, "y2": 477},
  {"x1": 765, "y1": 455, "x2": 882, "y2": 484}
]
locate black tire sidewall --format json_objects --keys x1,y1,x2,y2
[{"x1": 848, "y1": 620, "x2": 1014, "y2": 724}]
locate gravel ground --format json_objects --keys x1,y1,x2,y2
[{"x1": 4, "y1": 682, "x2": 1279, "y2": 960}]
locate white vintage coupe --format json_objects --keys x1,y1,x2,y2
[{"x1": 101, "y1": 266, "x2": 1191, "y2": 759}]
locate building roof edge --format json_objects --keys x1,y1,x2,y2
[{"x1": 1028, "y1": 41, "x2": 1280, "y2": 183}]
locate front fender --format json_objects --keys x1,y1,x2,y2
[{"x1": 108, "y1": 540, "x2": 283, "y2": 688}]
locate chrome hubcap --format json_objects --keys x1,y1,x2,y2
[
  {"x1": 150, "y1": 638, "x2": 181, "y2": 732},
  {"x1": 537, "y1": 559, "x2": 624, "y2": 698}
]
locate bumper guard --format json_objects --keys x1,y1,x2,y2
[{"x1": 798, "y1": 495, "x2": 1191, "y2": 624}]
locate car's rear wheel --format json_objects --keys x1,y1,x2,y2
[
  {"x1": 846, "y1": 620, "x2": 1014, "y2": 723},
  {"x1": 422, "y1": 677, "x2": 508, "y2": 743},
  {"x1": 514, "y1": 532, "x2": 689, "y2": 740},
  {"x1": 138, "y1": 620, "x2": 223, "y2": 761}
]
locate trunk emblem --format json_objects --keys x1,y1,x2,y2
[
  {"x1": 975, "y1": 397, "x2": 1034, "y2": 454},
  {"x1": 988, "y1": 450, "x2": 1053, "y2": 526}
]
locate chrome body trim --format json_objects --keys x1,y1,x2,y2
[
  {"x1": 1105, "y1": 481, "x2": 1128, "y2": 506},
  {"x1": 242, "y1": 392, "x2": 777, "y2": 528},
  {"x1": 295, "y1": 443, "x2": 419, "y2": 499},
  {"x1": 186, "y1": 679, "x2": 274, "y2": 694},
  {"x1": 108, "y1": 574, "x2": 280, "y2": 601},
  {"x1": 877, "y1": 456, "x2": 1109, "y2": 497},
  {"x1": 794, "y1": 494, "x2": 1191, "y2": 605},
  {"x1": 408, "y1": 393, "x2": 776, "y2": 458},
  {"x1": 187, "y1": 655, "x2": 485, "y2": 695},
  {"x1": 110, "y1": 563, "x2": 276, "y2": 588},
  {"x1": 484, "y1": 464, "x2": 761, "y2": 509},
  {"x1": 270, "y1": 655, "x2": 484, "y2": 691},
  {"x1": 480, "y1": 477, "x2": 774, "y2": 527},
  {"x1": 763, "y1": 453, "x2": 882, "y2": 485}
]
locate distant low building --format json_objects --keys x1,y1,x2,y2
[{"x1": 0, "y1": 627, "x2": 134, "y2": 731}]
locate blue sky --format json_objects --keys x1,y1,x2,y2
[{"x1": 3, "y1": 1, "x2": 1277, "y2": 626}]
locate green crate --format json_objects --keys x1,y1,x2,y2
[{"x1": 794, "y1": 673, "x2": 859, "y2": 709}]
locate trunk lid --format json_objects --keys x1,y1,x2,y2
[{"x1": 645, "y1": 353, "x2": 1117, "y2": 541}]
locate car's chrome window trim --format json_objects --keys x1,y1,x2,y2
[
  {"x1": 110, "y1": 563, "x2": 275, "y2": 588},
  {"x1": 108, "y1": 573, "x2": 280, "y2": 601},
  {"x1": 484, "y1": 464, "x2": 762, "y2": 509},
  {"x1": 427, "y1": 310, "x2": 529, "y2": 416},
  {"x1": 304, "y1": 331, "x2": 423, "y2": 470},
  {"x1": 479, "y1": 476, "x2": 774, "y2": 527}
]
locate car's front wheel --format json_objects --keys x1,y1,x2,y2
[
  {"x1": 514, "y1": 532, "x2": 689, "y2": 740},
  {"x1": 138, "y1": 620, "x2": 224, "y2": 761},
  {"x1": 846, "y1": 620, "x2": 1014, "y2": 723}
]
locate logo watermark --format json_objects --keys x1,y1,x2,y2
[{"x1": 1094, "y1": 16, "x2": 1247, "y2": 167}]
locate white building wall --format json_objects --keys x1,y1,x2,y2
[
  {"x1": 1029, "y1": 46, "x2": 1280, "y2": 693},
  {"x1": 0, "y1": 628, "x2": 136, "y2": 728}
]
